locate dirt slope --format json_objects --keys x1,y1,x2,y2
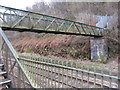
[{"x1": 12, "y1": 34, "x2": 90, "y2": 59}]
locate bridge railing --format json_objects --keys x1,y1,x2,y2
[
  {"x1": 18, "y1": 53, "x2": 119, "y2": 88},
  {"x1": 0, "y1": 5, "x2": 103, "y2": 37},
  {"x1": 0, "y1": 28, "x2": 37, "y2": 88}
]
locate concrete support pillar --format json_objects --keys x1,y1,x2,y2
[{"x1": 90, "y1": 37, "x2": 108, "y2": 61}]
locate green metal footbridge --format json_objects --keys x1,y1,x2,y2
[
  {"x1": 0, "y1": 5, "x2": 103, "y2": 37},
  {"x1": 0, "y1": 5, "x2": 119, "y2": 89}
]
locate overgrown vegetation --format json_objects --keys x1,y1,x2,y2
[{"x1": 24, "y1": 48, "x2": 32, "y2": 53}]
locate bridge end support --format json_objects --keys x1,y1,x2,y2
[{"x1": 90, "y1": 37, "x2": 108, "y2": 62}]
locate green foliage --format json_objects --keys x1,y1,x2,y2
[
  {"x1": 65, "y1": 12, "x2": 76, "y2": 21},
  {"x1": 100, "y1": 53, "x2": 108, "y2": 64},
  {"x1": 24, "y1": 48, "x2": 32, "y2": 53},
  {"x1": 60, "y1": 45, "x2": 89, "y2": 59}
]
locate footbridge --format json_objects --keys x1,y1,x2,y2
[
  {"x1": 0, "y1": 5, "x2": 119, "y2": 89},
  {"x1": 0, "y1": 5, "x2": 103, "y2": 37}
]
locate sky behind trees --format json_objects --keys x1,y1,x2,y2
[
  {"x1": 0, "y1": 0, "x2": 42, "y2": 9},
  {"x1": 0, "y1": 0, "x2": 119, "y2": 9}
]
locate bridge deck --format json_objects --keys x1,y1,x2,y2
[{"x1": 0, "y1": 5, "x2": 103, "y2": 37}]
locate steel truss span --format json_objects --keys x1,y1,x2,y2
[{"x1": 0, "y1": 5, "x2": 103, "y2": 37}]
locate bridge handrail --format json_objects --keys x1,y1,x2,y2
[{"x1": 0, "y1": 28, "x2": 35, "y2": 88}]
